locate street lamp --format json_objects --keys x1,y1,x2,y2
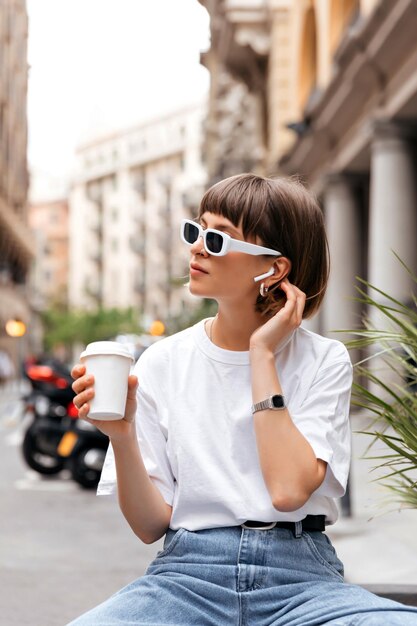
[
  {"x1": 149, "y1": 320, "x2": 165, "y2": 337},
  {"x1": 5, "y1": 318, "x2": 26, "y2": 338},
  {"x1": 5, "y1": 318, "x2": 27, "y2": 381}
]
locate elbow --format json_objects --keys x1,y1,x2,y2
[
  {"x1": 272, "y1": 490, "x2": 309, "y2": 513},
  {"x1": 139, "y1": 534, "x2": 158, "y2": 545},
  {"x1": 135, "y1": 529, "x2": 164, "y2": 545}
]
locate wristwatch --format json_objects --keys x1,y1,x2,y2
[{"x1": 251, "y1": 394, "x2": 286, "y2": 414}]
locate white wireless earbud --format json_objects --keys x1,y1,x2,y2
[{"x1": 253, "y1": 267, "x2": 275, "y2": 283}]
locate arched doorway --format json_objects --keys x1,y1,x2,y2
[
  {"x1": 298, "y1": 4, "x2": 317, "y2": 111},
  {"x1": 330, "y1": 0, "x2": 360, "y2": 52}
]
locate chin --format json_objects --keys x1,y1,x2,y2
[
  {"x1": 188, "y1": 282, "x2": 212, "y2": 298},
  {"x1": 189, "y1": 285, "x2": 208, "y2": 297}
]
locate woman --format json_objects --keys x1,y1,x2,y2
[{"x1": 69, "y1": 174, "x2": 417, "y2": 625}]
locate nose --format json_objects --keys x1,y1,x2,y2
[{"x1": 190, "y1": 235, "x2": 207, "y2": 256}]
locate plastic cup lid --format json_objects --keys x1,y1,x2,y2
[{"x1": 80, "y1": 341, "x2": 135, "y2": 362}]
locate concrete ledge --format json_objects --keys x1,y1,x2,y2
[{"x1": 362, "y1": 585, "x2": 417, "y2": 607}]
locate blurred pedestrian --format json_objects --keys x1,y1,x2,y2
[
  {"x1": 69, "y1": 174, "x2": 417, "y2": 625},
  {"x1": 0, "y1": 348, "x2": 15, "y2": 390}
]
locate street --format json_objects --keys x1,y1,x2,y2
[
  {"x1": 1, "y1": 386, "x2": 417, "y2": 625},
  {"x1": 0, "y1": 387, "x2": 163, "y2": 626}
]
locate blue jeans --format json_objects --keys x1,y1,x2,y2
[{"x1": 68, "y1": 526, "x2": 417, "y2": 625}]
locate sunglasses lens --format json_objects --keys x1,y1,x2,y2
[
  {"x1": 183, "y1": 222, "x2": 200, "y2": 244},
  {"x1": 206, "y1": 231, "x2": 224, "y2": 254}
]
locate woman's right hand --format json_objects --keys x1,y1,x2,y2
[{"x1": 71, "y1": 364, "x2": 139, "y2": 442}]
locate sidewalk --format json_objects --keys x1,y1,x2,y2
[
  {"x1": 0, "y1": 380, "x2": 27, "y2": 426},
  {"x1": 327, "y1": 413, "x2": 417, "y2": 586}
]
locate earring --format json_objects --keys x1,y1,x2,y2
[{"x1": 260, "y1": 283, "x2": 269, "y2": 297}]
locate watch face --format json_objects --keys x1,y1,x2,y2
[{"x1": 272, "y1": 395, "x2": 285, "y2": 409}]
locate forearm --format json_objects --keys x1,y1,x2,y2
[
  {"x1": 111, "y1": 436, "x2": 172, "y2": 544},
  {"x1": 250, "y1": 347, "x2": 325, "y2": 511}
]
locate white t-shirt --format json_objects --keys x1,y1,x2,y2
[{"x1": 98, "y1": 319, "x2": 352, "y2": 529}]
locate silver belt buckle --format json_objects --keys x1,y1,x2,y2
[{"x1": 241, "y1": 521, "x2": 277, "y2": 530}]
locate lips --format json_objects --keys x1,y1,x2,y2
[{"x1": 190, "y1": 263, "x2": 208, "y2": 274}]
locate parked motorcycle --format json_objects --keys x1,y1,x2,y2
[
  {"x1": 57, "y1": 417, "x2": 108, "y2": 489},
  {"x1": 21, "y1": 359, "x2": 76, "y2": 475},
  {"x1": 20, "y1": 357, "x2": 110, "y2": 489}
]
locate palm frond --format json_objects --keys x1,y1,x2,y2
[{"x1": 343, "y1": 262, "x2": 417, "y2": 509}]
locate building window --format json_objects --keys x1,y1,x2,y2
[
  {"x1": 132, "y1": 169, "x2": 147, "y2": 201},
  {"x1": 50, "y1": 210, "x2": 59, "y2": 223},
  {"x1": 111, "y1": 239, "x2": 118, "y2": 253},
  {"x1": 111, "y1": 208, "x2": 118, "y2": 221}
]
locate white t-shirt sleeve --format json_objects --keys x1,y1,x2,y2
[
  {"x1": 134, "y1": 376, "x2": 175, "y2": 505},
  {"x1": 97, "y1": 352, "x2": 175, "y2": 505},
  {"x1": 290, "y1": 359, "x2": 352, "y2": 498}
]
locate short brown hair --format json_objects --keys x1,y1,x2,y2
[{"x1": 198, "y1": 173, "x2": 329, "y2": 318}]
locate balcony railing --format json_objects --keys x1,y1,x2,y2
[
  {"x1": 84, "y1": 283, "x2": 102, "y2": 303},
  {"x1": 134, "y1": 279, "x2": 146, "y2": 295},
  {"x1": 129, "y1": 236, "x2": 146, "y2": 256},
  {"x1": 89, "y1": 251, "x2": 102, "y2": 266}
]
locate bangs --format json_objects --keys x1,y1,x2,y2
[{"x1": 198, "y1": 174, "x2": 269, "y2": 242}]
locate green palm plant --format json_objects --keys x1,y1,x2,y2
[{"x1": 346, "y1": 264, "x2": 417, "y2": 508}]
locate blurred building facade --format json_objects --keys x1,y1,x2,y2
[
  {"x1": 0, "y1": 0, "x2": 32, "y2": 370},
  {"x1": 69, "y1": 102, "x2": 207, "y2": 321},
  {"x1": 28, "y1": 197, "x2": 69, "y2": 310},
  {"x1": 200, "y1": 0, "x2": 417, "y2": 341}
]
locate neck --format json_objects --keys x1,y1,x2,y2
[{"x1": 210, "y1": 305, "x2": 270, "y2": 351}]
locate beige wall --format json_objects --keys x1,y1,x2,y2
[
  {"x1": 29, "y1": 199, "x2": 69, "y2": 307},
  {"x1": 0, "y1": 0, "x2": 32, "y2": 368}
]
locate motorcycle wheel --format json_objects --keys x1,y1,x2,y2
[
  {"x1": 22, "y1": 423, "x2": 65, "y2": 475},
  {"x1": 70, "y1": 445, "x2": 106, "y2": 489}
]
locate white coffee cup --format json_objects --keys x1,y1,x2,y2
[{"x1": 80, "y1": 341, "x2": 135, "y2": 420}]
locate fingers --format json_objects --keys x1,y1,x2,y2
[
  {"x1": 279, "y1": 278, "x2": 305, "y2": 302},
  {"x1": 128, "y1": 374, "x2": 138, "y2": 387},
  {"x1": 77, "y1": 402, "x2": 90, "y2": 419},
  {"x1": 279, "y1": 279, "x2": 306, "y2": 325},
  {"x1": 71, "y1": 364, "x2": 95, "y2": 413},
  {"x1": 71, "y1": 363, "x2": 85, "y2": 379},
  {"x1": 72, "y1": 372, "x2": 94, "y2": 394},
  {"x1": 126, "y1": 375, "x2": 138, "y2": 398},
  {"x1": 295, "y1": 290, "x2": 306, "y2": 321},
  {"x1": 73, "y1": 386, "x2": 95, "y2": 410}
]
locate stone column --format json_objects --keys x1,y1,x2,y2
[
  {"x1": 367, "y1": 122, "x2": 417, "y2": 394},
  {"x1": 368, "y1": 121, "x2": 417, "y2": 302},
  {"x1": 321, "y1": 173, "x2": 364, "y2": 362}
]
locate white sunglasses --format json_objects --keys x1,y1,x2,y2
[{"x1": 180, "y1": 219, "x2": 282, "y2": 259}]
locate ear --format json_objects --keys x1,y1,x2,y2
[{"x1": 268, "y1": 257, "x2": 292, "y2": 288}]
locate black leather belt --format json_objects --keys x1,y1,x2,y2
[{"x1": 241, "y1": 514, "x2": 325, "y2": 532}]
